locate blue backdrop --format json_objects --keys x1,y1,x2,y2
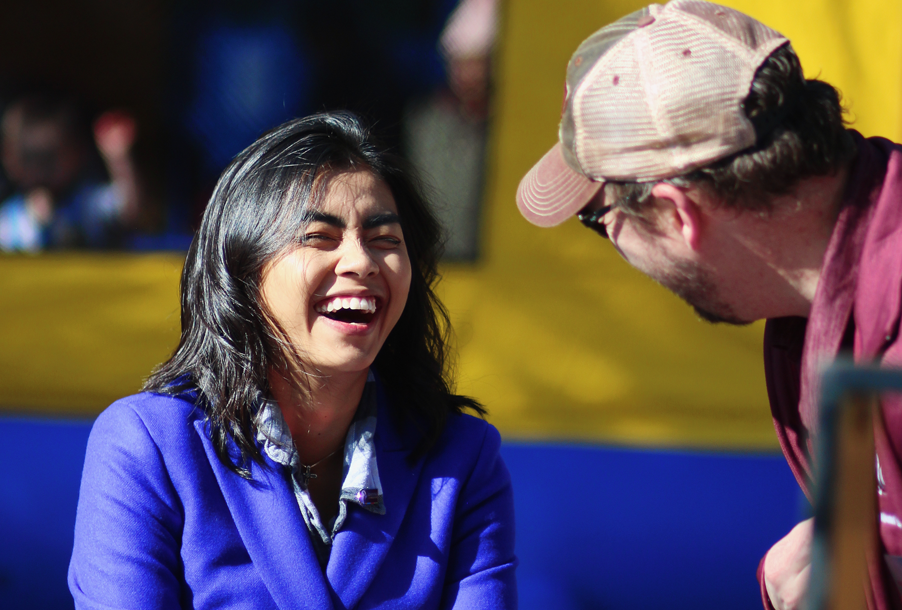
[{"x1": 0, "y1": 417, "x2": 802, "y2": 609}]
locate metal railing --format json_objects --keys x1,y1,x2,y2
[{"x1": 806, "y1": 360, "x2": 902, "y2": 610}]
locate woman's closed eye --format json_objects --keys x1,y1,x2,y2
[
  {"x1": 369, "y1": 233, "x2": 403, "y2": 249},
  {"x1": 301, "y1": 230, "x2": 339, "y2": 246},
  {"x1": 300, "y1": 230, "x2": 403, "y2": 251}
]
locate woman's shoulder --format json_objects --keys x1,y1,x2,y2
[
  {"x1": 373, "y1": 380, "x2": 505, "y2": 471},
  {"x1": 91, "y1": 391, "x2": 206, "y2": 450},
  {"x1": 100, "y1": 390, "x2": 202, "y2": 421},
  {"x1": 443, "y1": 411, "x2": 499, "y2": 443},
  {"x1": 429, "y1": 412, "x2": 504, "y2": 469}
]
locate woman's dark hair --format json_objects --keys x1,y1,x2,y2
[
  {"x1": 145, "y1": 111, "x2": 484, "y2": 476},
  {"x1": 608, "y1": 43, "x2": 857, "y2": 215}
]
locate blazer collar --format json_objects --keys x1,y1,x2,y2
[
  {"x1": 852, "y1": 135, "x2": 902, "y2": 357},
  {"x1": 196, "y1": 419, "x2": 337, "y2": 610},
  {"x1": 325, "y1": 381, "x2": 426, "y2": 608},
  {"x1": 798, "y1": 134, "x2": 889, "y2": 434}
]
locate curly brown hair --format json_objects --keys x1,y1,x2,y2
[{"x1": 606, "y1": 44, "x2": 856, "y2": 216}]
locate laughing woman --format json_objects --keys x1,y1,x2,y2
[{"x1": 68, "y1": 113, "x2": 517, "y2": 609}]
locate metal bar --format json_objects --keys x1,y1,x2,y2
[{"x1": 806, "y1": 359, "x2": 902, "y2": 610}]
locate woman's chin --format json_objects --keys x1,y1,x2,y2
[{"x1": 310, "y1": 348, "x2": 380, "y2": 378}]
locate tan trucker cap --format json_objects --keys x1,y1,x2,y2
[{"x1": 516, "y1": 0, "x2": 788, "y2": 227}]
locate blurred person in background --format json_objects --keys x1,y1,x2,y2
[
  {"x1": 516, "y1": 1, "x2": 902, "y2": 609},
  {"x1": 402, "y1": 0, "x2": 497, "y2": 260},
  {"x1": 0, "y1": 92, "x2": 151, "y2": 251}
]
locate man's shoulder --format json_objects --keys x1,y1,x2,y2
[
  {"x1": 852, "y1": 134, "x2": 902, "y2": 202},
  {"x1": 844, "y1": 135, "x2": 902, "y2": 352}
]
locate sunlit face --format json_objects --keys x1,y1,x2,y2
[
  {"x1": 260, "y1": 169, "x2": 412, "y2": 376},
  {"x1": 586, "y1": 198, "x2": 748, "y2": 326}
]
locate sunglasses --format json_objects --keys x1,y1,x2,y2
[{"x1": 577, "y1": 204, "x2": 613, "y2": 239}]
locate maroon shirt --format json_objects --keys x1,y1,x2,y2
[{"x1": 761, "y1": 133, "x2": 902, "y2": 610}]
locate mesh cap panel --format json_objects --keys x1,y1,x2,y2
[
  {"x1": 562, "y1": 0, "x2": 786, "y2": 181},
  {"x1": 517, "y1": 0, "x2": 790, "y2": 227},
  {"x1": 560, "y1": 6, "x2": 652, "y2": 174}
]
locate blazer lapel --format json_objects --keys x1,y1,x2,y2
[
  {"x1": 196, "y1": 421, "x2": 336, "y2": 610},
  {"x1": 325, "y1": 390, "x2": 425, "y2": 609}
]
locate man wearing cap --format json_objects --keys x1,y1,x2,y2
[{"x1": 516, "y1": 1, "x2": 902, "y2": 609}]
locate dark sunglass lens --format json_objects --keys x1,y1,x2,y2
[{"x1": 578, "y1": 205, "x2": 612, "y2": 239}]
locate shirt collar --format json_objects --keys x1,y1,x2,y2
[{"x1": 254, "y1": 370, "x2": 385, "y2": 514}]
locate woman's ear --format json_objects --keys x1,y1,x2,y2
[{"x1": 650, "y1": 183, "x2": 703, "y2": 251}]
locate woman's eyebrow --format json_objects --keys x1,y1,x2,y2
[
  {"x1": 363, "y1": 212, "x2": 401, "y2": 229},
  {"x1": 307, "y1": 211, "x2": 400, "y2": 229},
  {"x1": 308, "y1": 211, "x2": 344, "y2": 228}
]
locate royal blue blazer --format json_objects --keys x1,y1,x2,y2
[{"x1": 69, "y1": 390, "x2": 517, "y2": 609}]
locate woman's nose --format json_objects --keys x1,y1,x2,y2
[{"x1": 335, "y1": 239, "x2": 379, "y2": 277}]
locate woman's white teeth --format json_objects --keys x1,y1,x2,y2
[{"x1": 317, "y1": 296, "x2": 376, "y2": 314}]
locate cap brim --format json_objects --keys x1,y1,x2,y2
[{"x1": 516, "y1": 143, "x2": 603, "y2": 227}]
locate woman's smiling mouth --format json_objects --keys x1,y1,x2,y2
[{"x1": 314, "y1": 295, "x2": 379, "y2": 324}]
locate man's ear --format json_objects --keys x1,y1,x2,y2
[{"x1": 650, "y1": 183, "x2": 703, "y2": 250}]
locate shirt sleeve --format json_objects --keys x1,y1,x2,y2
[
  {"x1": 68, "y1": 402, "x2": 185, "y2": 609},
  {"x1": 441, "y1": 422, "x2": 518, "y2": 610}
]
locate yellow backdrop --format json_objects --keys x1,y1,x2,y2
[{"x1": 1, "y1": 0, "x2": 900, "y2": 450}]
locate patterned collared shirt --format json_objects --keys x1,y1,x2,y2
[{"x1": 254, "y1": 372, "x2": 385, "y2": 568}]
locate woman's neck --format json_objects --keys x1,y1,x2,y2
[{"x1": 268, "y1": 367, "x2": 368, "y2": 465}]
